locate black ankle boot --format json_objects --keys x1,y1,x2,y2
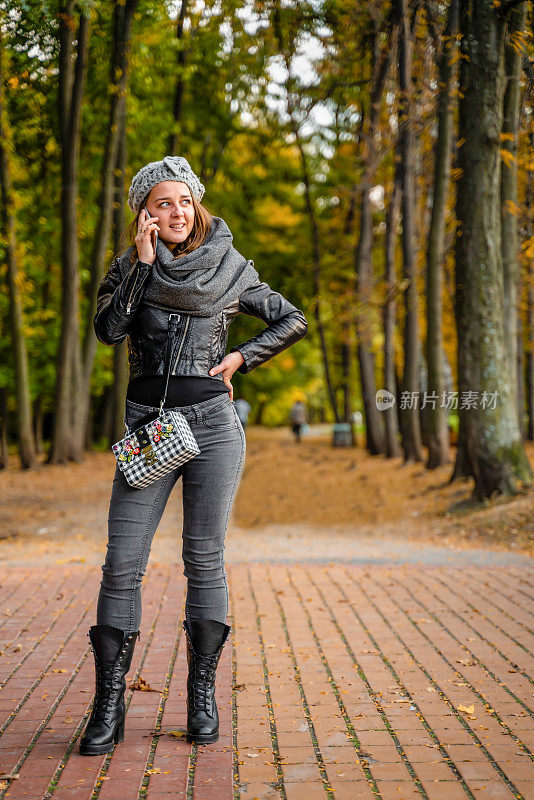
[
  {"x1": 79, "y1": 625, "x2": 140, "y2": 756},
  {"x1": 183, "y1": 618, "x2": 230, "y2": 744}
]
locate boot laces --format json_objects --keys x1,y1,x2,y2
[
  {"x1": 86, "y1": 632, "x2": 137, "y2": 722},
  {"x1": 90, "y1": 661, "x2": 121, "y2": 720},
  {"x1": 191, "y1": 654, "x2": 217, "y2": 711}
]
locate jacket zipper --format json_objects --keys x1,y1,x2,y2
[
  {"x1": 217, "y1": 314, "x2": 227, "y2": 355},
  {"x1": 126, "y1": 264, "x2": 142, "y2": 314},
  {"x1": 172, "y1": 315, "x2": 191, "y2": 372}
]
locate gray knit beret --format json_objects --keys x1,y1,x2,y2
[{"x1": 127, "y1": 155, "x2": 206, "y2": 214}]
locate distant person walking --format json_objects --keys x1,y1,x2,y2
[
  {"x1": 234, "y1": 398, "x2": 251, "y2": 430},
  {"x1": 290, "y1": 399, "x2": 308, "y2": 443}
]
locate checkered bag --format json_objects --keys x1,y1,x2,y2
[{"x1": 111, "y1": 312, "x2": 201, "y2": 488}]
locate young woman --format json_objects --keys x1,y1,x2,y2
[{"x1": 79, "y1": 155, "x2": 308, "y2": 754}]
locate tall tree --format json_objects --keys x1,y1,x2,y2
[
  {"x1": 354, "y1": 19, "x2": 397, "y2": 455},
  {"x1": 77, "y1": 0, "x2": 139, "y2": 454},
  {"x1": 109, "y1": 97, "x2": 130, "y2": 447},
  {"x1": 526, "y1": 129, "x2": 534, "y2": 440},
  {"x1": 397, "y1": 0, "x2": 423, "y2": 462},
  {"x1": 271, "y1": 1, "x2": 340, "y2": 421},
  {"x1": 501, "y1": 0, "x2": 528, "y2": 430},
  {"x1": 425, "y1": 0, "x2": 458, "y2": 468},
  {"x1": 454, "y1": 0, "x2": 532, "y2": 498},
  {"x1": 0, "y1": 22, "x2": 36, "y2": 469},
  {"x1": 383, "y1": 156, "x2": 402, "y2": 458},
  {"x1": 48, "y1": 1, "x2": 90, "y2": 464},
  {"x1": 168, "y1": 0, "x2": 188, "y2": 155}
]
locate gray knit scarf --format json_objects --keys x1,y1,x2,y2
[{"x1": 119, "y1": 215, "x2": 259, "y2": 317}]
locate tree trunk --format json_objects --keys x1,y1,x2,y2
[
  {"x1": 501, "y1": 0, "x2": 527, "y2": 429},
  {"x1": 354, "y1": 25, "x2": 396, "y2": 455},
  {"x1": 526, "y1": 132, "x2": 534, "y2": 440},
  {"x1": 33, "y1": 395, "x2": 44, "y2": 456},
  {"x1": 517, "y1": 311, "x2": 525, "y2": 438},
  {"x1": 168, "y1": 0, "x2": 188, "y2": 155},
  {"x1": 271, "y1": 4, "x2": 339, "y2": 422},
  {"x1": 425, "y1": 0, "x2": 458, "y2": 468},
  {"x1": 397, "y1": 0, "x2": 423, "y2": 462},
  {"x1": 78, "y1": 0, "x2": 139, "y2": 455},
  {"x1": 48, "y1": 3, "x2": 90, "y2": 464},
  {"x1": 0, "y1": 26, "x2": 36, "y2": 469},
  {"x1": 0, "y1": 388, "x2": 8, "y2": 469},
  {"x1": 454, "y1": 0, "x2": 531, "y2": 499},
  {"x1": 111, "y1": 101, "x2": 130, "y2": 445},
  {"x1": 383, "y1": 164, "x2": 402, "y2": 458},
  {"x1": 341, "y1": 321, "x2": 352, "y2": 423}
]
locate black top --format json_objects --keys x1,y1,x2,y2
[{"x1": 126, "y1": 375, "x2": 230, "y2": 408}]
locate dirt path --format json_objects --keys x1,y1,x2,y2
[{"x1": 1, "y1": 426, "x2": 533, "y2": 567}]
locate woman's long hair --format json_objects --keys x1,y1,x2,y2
[{"x1": 115, "y1": 189, "x2": 214, "y2": 267}]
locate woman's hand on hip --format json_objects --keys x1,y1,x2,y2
[{"x1": 209, "y1": 351, "x2": 245, "y2": 401}]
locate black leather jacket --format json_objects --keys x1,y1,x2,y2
[{"x1": 93, "y1": 255, "x2": 308, "y2": 381}]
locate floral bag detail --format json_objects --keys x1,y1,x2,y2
[{"x1": 112, "y1": 313, "x2": 200, "y2": 488}]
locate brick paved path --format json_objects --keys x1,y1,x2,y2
[{"x1": 1, "y1": 562, "x2": 533, "y2": 799}]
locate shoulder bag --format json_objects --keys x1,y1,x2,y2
[{"x1": 111, "y1": 313, "x2": 201, "y2": 488}]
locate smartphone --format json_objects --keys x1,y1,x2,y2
[{"x1": 144, "y1": 206, "x2": 158, "y2": 249}]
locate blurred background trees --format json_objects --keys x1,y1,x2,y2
[{"x1": 1, "y1": 0, "x2": 533, "y2": 500}]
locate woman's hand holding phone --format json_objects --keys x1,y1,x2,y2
[{"x1": 135, "y1": 207, "x2": 160, "y2": 265}]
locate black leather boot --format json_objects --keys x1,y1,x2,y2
[
  {"x1": 79, "y1": 625, "x2": 140, "y2": 756},
  {"x1": 183, "y1": 618, "x2": 230, "y2": 744}
]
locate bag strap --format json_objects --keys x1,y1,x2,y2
[{"x1": 159, "y1": 313, "x2": 181, "y2": 415}]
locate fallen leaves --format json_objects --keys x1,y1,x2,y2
[
  {"x1": 129, "y1": 676, "x2": 161, "y2": 693},
  {"x1": 457, "y1": 704, "x2": 474, "y2": 714}
]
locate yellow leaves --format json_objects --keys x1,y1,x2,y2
[
  {"x1": 278, "y1": 354, "x2": 296, "y2": 371},
  {"x1": 500, "y1": 148, "x2": 516, "y2": 168},
  {"x1": 129, "y1": 676, "x2": 161, "y2": 692},
  {"x1": 253, "y1": 164, "x2": 268, "y2": 180},
  {"x1": 255, "y1": 197, "x2": 300, "y2": 235},
  {"x1": 504, "y1": 200, "x2": 520, "y2": 217},
  {"x1": 447, "y1": 49, "x2": 462, "y2": 67},
  {"x1": 522, "y1": 237, "x2": 534, "y2": 260},
  {"x1": 457, "y1": 703, "x2": 474, "y2": 714},
  {"x1": 509, "y1": 30, "x2": 527, "y2": 57},
  {"x1": 500, "y1": 132, "x2": 515, "y2": 143}
]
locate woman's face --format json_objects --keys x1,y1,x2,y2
[{"x1": 145, "y1": 181, "x2": 195, "y2": 246}]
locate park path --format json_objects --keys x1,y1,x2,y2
[{"x1": 0, "y1": 554, "x2": 533, "y2": 799}]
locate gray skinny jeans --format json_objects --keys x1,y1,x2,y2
[{"x1": 96, "y1": 392, "x2": 246, "y2": 632}]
